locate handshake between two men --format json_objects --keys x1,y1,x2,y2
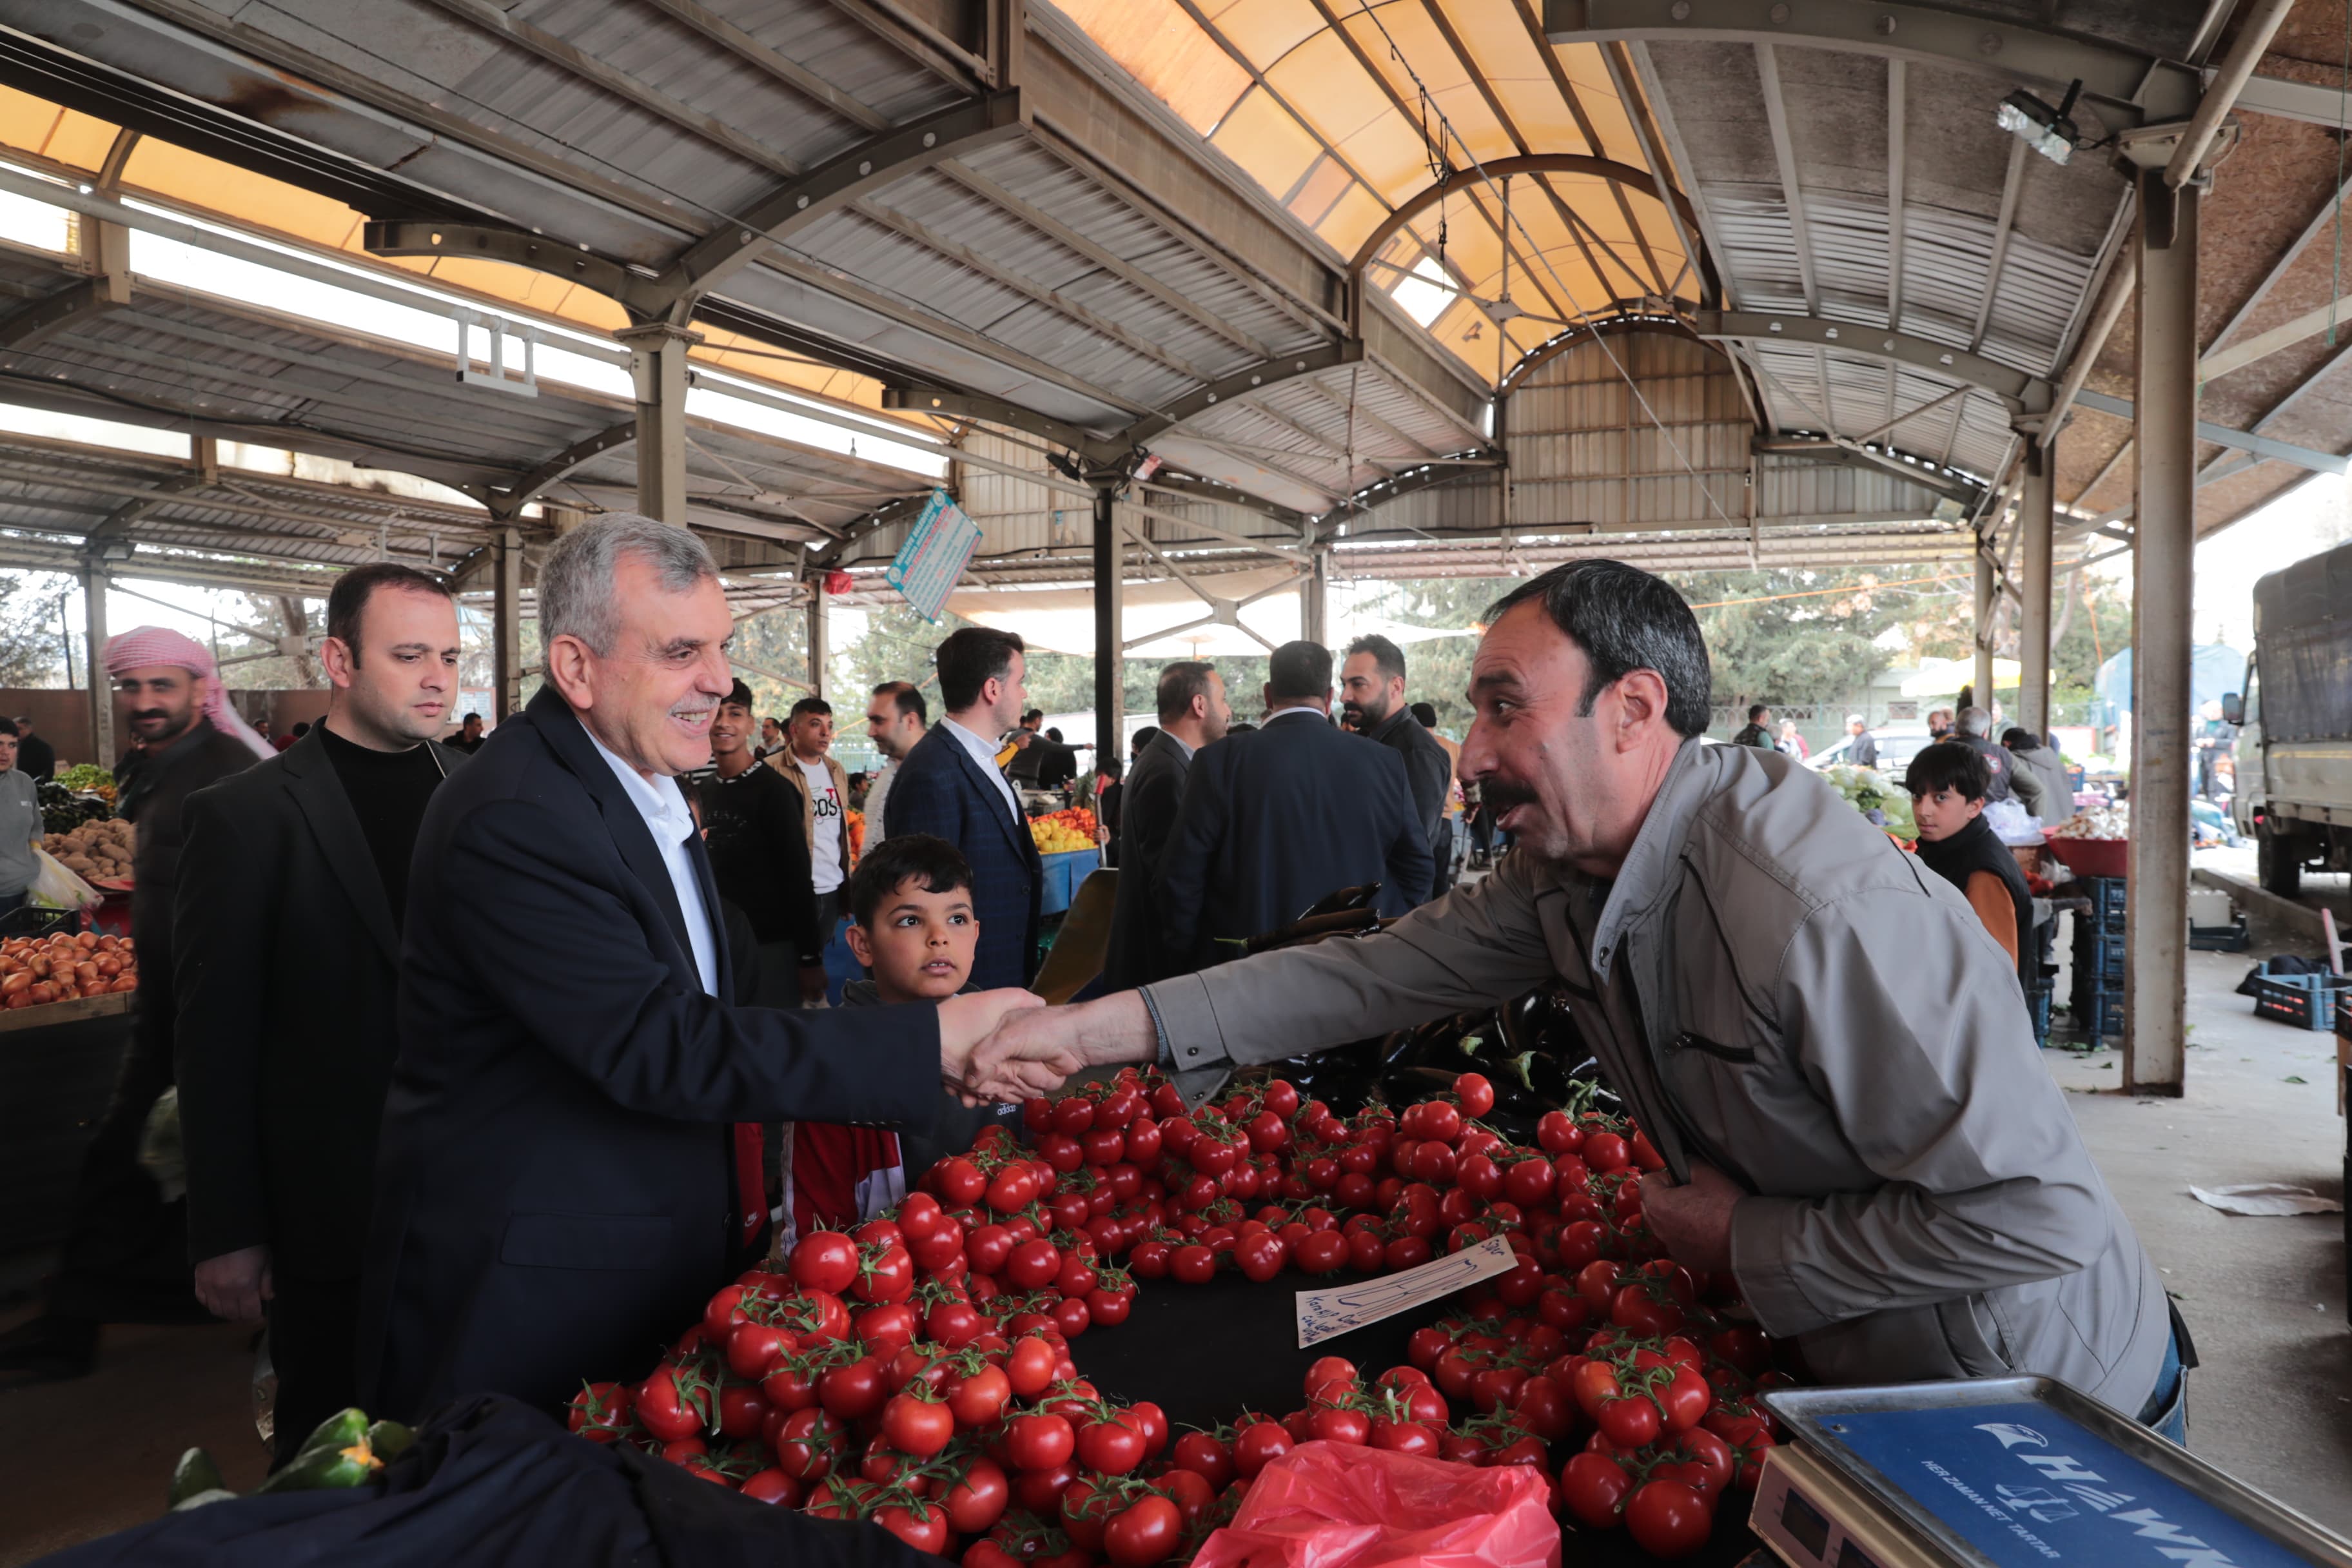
[{"x1": 933, "y1": 989, "x2": 1163, "y2": 1106}]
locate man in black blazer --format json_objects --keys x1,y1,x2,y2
[
  {"x1": 1102, "y1": 662, "x2": 1230, "y2": 991},
  {"x1": 357, "y1": 516, "x2": 1034, "y2": 1422},
  {"x1": 1160, "y1": 641, "x2": 1431, "y2": 971},
  {"x1": 1340, "y1": 634, "x2": 1453, "y2": 879},
  {"x1": 882, "y1": 627, "x2": 1042, "y2": 993},
  {"x1": 175, "y1": 563, "x2": 468, "y2": 1463}
]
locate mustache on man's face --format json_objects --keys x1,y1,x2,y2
[
  {"x1": 132, "y1": 709, "x2": 171, "y2": 724},
  {"x1": 1480, "y1": 778, "x2": 1540, "y2": 815}
]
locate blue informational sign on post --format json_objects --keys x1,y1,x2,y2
[
  {"x1": 1823, "y1": 1401, "x2": 2310, "y2": 1568},
  {"x1": 886, "y1": 489, "x2": 983, "y2": 622}
]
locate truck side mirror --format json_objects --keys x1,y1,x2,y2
[{"x1": 2221, "y1": 693, "x2": 2242, "y2": 725}]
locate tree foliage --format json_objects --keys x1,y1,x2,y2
[{"x1": 0, "y1": 572, "x2": 77, "y2": 687}]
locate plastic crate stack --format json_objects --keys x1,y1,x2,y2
[{"x1": 2068, "y1": 877, "x2": 2126, "y2": 1038}]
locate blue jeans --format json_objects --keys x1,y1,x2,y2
[
  {"x1": 0, "y1": 888, "x2": 24, "y2": 918},
  {"x1": 2137, "y1": 1328, "x2": 2188, "y2": 1446}
]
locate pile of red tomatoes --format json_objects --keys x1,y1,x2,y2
[{"x1": 564, "y1": 1066, "x2": 1799, "y2": 1563}]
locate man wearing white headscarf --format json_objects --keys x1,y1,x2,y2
[{"x1": 0, "y1": 627, "x2": 262, "y2": 1382}]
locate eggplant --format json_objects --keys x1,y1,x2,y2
[
  {"x1": 1295, "y1": 883, "x2": 1380, "y2": 920},
  {"x1": 1242, "y1": 908, "x2": 1382, "y2": 956}
]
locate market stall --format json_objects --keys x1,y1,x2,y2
[{"x1": 117, "y1": 1049, "x2": 2352, "y2": 1568}]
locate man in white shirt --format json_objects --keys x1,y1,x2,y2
[
  {"x1": 767, "y1": 696, "x2": 852, "y2": 963},
  {"x1": 863, "y1": 680, "x2": 927, "y2": 852}
]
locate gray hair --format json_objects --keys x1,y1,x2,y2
[
  {"x1": 1956, "y1": 705, "x2": 1992, "y2": 738},
  {"x1": 537, "y1": 513, "x2": 717, "y2": 656}
]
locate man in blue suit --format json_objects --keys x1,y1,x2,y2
[
  {"x1": 1160, "y1": 640, "x2": 1433, "y2": 972},
  {"x1": 882, "y1": 627, "x2": 1043, "y2": 992}
]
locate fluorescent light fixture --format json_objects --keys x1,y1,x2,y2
[{"x1": 1997, "y1": 80, "x2": 2082, "y2": 167}]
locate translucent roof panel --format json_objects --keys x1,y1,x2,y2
[
  {"x1": 1044, "y1": 0, "x2": 1694, "y2": 384},
  {"x1": 0, "y1": 84, "x2": 914, "y2": 423}
]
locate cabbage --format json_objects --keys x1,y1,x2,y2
[{"x1": 1819, "y1": 763, "x2": 1916, "y2": 839}]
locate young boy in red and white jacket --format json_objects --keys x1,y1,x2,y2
[{"x1": 779, "y1": 834, "x2": 1014, "y2": 1242}]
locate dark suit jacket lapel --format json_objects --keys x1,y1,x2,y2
[
  {"x1": 527, "y1": 690, "x2": 698, "y2": 985},
  {"x1": 279, "y1": 729, "x2": 402, "y2": 966},
  {"x1": 946, "y1": 726, "x2": 1032, "y2": 865},
  {"x1": 685, "y1": 829, "x2": 732, "y2": 999}
]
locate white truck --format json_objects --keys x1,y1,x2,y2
[{"x1": 2225, "y1": 538, "x2": 2352, "y2": 896}]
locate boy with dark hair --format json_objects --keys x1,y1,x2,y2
[
  {"x1": 1904, "y1": 741, "x2": 2033, "y2": 988},
  {"x1": 783, "y1": 834, "x2": 1002, "y2": 1235}
]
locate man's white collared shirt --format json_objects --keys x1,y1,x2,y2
[{"x1": 585, "y1": 727, "x2": 719, "y2": 997}]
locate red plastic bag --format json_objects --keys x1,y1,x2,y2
[{"x1": 1191, "y1": 1441, "x2": 1559, "y2": 1568}]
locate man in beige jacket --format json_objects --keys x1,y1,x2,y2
[{"x1": 971, "y1": 560, "x2": 2180, "y2": 1431}]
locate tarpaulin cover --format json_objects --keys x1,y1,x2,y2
[{"x1": 1191, "y1": 1441, "x2": 1560, "y2": 1568}]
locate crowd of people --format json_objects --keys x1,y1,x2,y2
[{"x1": 0, "y1": 515, "x2": 2187, "y2": 1474}]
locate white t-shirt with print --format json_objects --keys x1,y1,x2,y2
[{"x1": 801, "y1": 758, "x2": 844, "y2": 894}]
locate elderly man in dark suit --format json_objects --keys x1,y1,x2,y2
[
  {"x1": 1102, "y1": 662, "x2": 1230, "y2": 991},
  {"x1": 1159, "y1": 641, "x2": 1431, "y2": 972},
  {"x1": 357, "y1": 516, "x2": 1034, "y2": 1422},
  {"x1": 881, "y1": 627, "x2": 1043, "y2": 993},
  {"x1": 175, "y1": 562, "x2": 469, "y2": 1464}
]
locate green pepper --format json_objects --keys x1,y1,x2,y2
[
  {"x1": 290, "y1": 1407, "x2": 369, "y2": 1460},
  {"x1": 364, "y1": 1419, "x2": 415, "y2": 1463},
  {"x1": 167, "y1": 1447, "x2": 226, "y2": 1509},
  {"x1": 256, "y1": 1438, "x2": 384, "y2": 1493}
]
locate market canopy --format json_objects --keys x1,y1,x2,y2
[{"x1": 0, "y1": 2, "x2": 2342, "y2": 605}]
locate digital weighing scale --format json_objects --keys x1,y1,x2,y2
[{"x1": 1750, "y1": 1377, "x2": 2352, "y2": 1568}]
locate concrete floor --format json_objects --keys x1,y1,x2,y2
[
  {"x1": 2, "y1": 921, "x2": 2349, "y2": 1563},
  {"x1": 2043, "y1": 928, "x2": 2352, "y2": 1539},
  {"x1": 0, "y1": 1315, "x2": 270, "y2": 1565}
]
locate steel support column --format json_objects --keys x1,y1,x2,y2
[
  {"x1": 807, "y1": 577, "x2": 829, "y2": 700},
  {"x1": 2126, "y1": 175, "x2": 2198, "y2": 1098},
  {"x1": 2018, "y1": 442, "x2": 2055, "y2": 740},
  {"x1": 1972, "y1": 547, "x2": 1995, "y2": 709},
  {"x1": 617, "y1": 323, "x2": 700, "y2": 524},
  {"x1": 1092, "y1": 481, "x2": 1123, "y2": 757},
  {"x1": 493, "y1": 524, "x2": 524, "y2": 721},
  {"x1": 81, "y1": 563, "x2": 110, "y2": 769},
  {"x1": 1302, "y1": 543, "x2": 1331, "y2": 648}
]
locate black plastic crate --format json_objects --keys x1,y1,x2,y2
[
  {"x1": 2251, "y1": 972, "x2": 2352, "y2": 1032},
  {"x1": 2079, "y1": 876, "x2": 2128, "y2": 926},
  {"x1": 2072, "y1": 990, "x2": 2126, "y2": 1038},
  {"x1": 2072, "y1": 941, "x2": 2125, "y2": 982},
  {"x1": 0, "y1": 903, "x2": 75, "y2": 940}
]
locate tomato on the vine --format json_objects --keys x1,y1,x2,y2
[
  {"x1": 1558, "y1": 1452, "x2": 1633, "y2": 1529},
  {"x1": 1004, "y1": 1411, "x2": 1075, "y2": 1472},
  {"x1": 1624, "y1": 1479, "x2": 1714, "y2": 1558},
  {"x1": 789, "y1": 1231, "x2": 858, "y2": 1296},
  {"x1": 1103, "y1": 1494, "x2": 1183, "y2": 1567},
  {"x1": 1171, "y1": 1429, "x2": 1234, "y2": 1488}
]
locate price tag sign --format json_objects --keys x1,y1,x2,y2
[
  {"x1": 885, "y1": 489, "x2": 982, "y2": 622},
  {"x1": 1294, "y1": 1233, "x2": 1518, "y2": 1348}
]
